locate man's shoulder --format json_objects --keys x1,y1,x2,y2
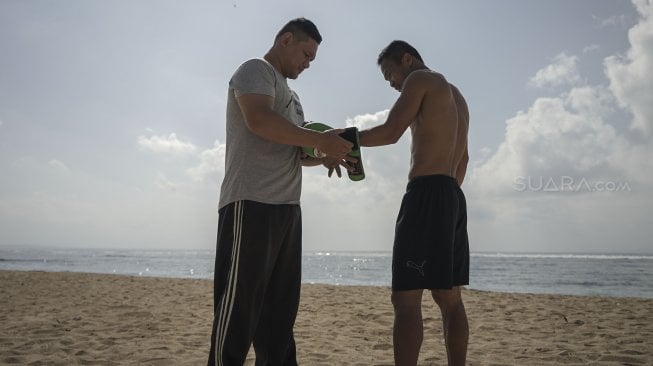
[
  {"x1": 406, "y1": 69, "x2": 449, "y2": 94},
  {"x1": 233, "y1": 58, "x2": 275, "y2": 77},
  {"x1": 239, "y1": 58, "x2": 269, "y2": 67},
  {"x1": 230, "y1": 58, "x2": 279, "y2": 93},
  {"x1": 411, "y1": 69, "x2": 445, "y2": 80}
]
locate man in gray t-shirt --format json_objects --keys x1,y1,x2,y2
[
  {"x1": 218, "y1": 58, "x2": 304, "y2": 208},
  {"x1": 208, "y1": 18, "x2": 352, "y2": 366}
]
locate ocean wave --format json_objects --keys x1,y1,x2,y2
[
  {"x1": 471, "y1": 253, "x2": 653, "y2": 260},
  {"x1": 0, "y1": 258, "x2": 50, "y2": 263}
]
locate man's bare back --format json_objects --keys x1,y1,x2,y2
[
  {"x1": 407, "y1": 70, "x2": 469, "y2": 183},
  {"x1": 359, "y1": 63, "x2": 469, "y2": 187}
]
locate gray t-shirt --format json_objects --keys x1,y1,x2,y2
[{"x1": 218, "y1": 58, "x2": 304, "y2": 209}]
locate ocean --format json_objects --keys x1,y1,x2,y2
[{"x1": 1, "y1": 247, "x2": 652, "y2": 299}]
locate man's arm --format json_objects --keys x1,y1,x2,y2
[
  {"x1": 358, "y1": 73, "x2": 426, "y2": 147},
  {"x1": 300, "y1": 155, "x2": 324, "y2": 167},
  {"x1": 359, "y1": 71, "x2": 452, "y2": 147},
  {"x1": 237, "y1": 93, "x2": 352, "y2": 157}
]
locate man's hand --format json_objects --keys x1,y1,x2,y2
[
  {"x1": 315, "y1": 129, "x2": 353, "y2": 159},
  {"x1": 323, "y1": 155, "x2": 358, "y2": 178}
]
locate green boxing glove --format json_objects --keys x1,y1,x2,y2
[
  {"x1": 302, "y1": 122, "x2": 333, "y2": 158},
  {"x1": 302, "y1": 122, "x2": 365, "y2": 181}
]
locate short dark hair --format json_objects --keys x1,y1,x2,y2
[
  {"x1": 377, "y1": 40, "x2": 423, "y2": 65},
  {"x1": 275, "y1": 17, "x2": 322, "y2": 45}
]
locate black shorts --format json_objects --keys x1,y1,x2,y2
[{"x1": 392, "y1": 175, "x2": 469, "y2": 291}]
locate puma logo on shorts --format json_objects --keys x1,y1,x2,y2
[{"x1": 407, "y1": 260, "x2": 427, "y2": 276}]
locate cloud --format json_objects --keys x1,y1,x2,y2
[
  {"x1": 583, "y1": 44, "x2": 600, "y2": 54},
  {"x1": 187, "y1": 140, "x2": 226, "y2": 184},
  {"x1": 154, "y1": 173, "x2": 177, "y2": 191},
  {"x1": 604, "y1": 0, "x2": 653, "y2": 135},
  {"x1": 592, "y1": 14, "x2": 630, "y2": 28},
  {"x1": 468, "y1": 86, "x2": 626, "y2": 197},
  {"x1": 345, "y1": 110, "x2": 389, "y2": 130},
  {"x1": 466, "y1": 0, "x2": 653, "y2": 253},
  {"x1": 633, "y1": 0, "x2": 653, "y2": 16},
  {"x1": 0, "y1": 153, "x2": 219, "y2": 249},
  {"x1": 530, "y1": 53, "x2": 581, "y2": 88},
  {"x1": 137, "y1": 133, "x2": 197, "y2": 154},
  {"x1": 48, "y1": 159, "x2": 69, "y2": 172},
  {"x1": 472, "y1": 0, "x2": 653, "y2": 196}
]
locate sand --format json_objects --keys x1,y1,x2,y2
[{"x1": 1, "y1": 270, "x2": 651, "y2": 365}]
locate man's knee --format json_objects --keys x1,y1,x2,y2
[
  {"x1": 391, "y1": 290, "x2": 422, "y2": 312},
  {"x1": 430, "y1": 287, "x2": 463, "y2": 311}
]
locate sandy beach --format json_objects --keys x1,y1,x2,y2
[{"x1": 1, "y1": 270, "x2": 651, "y2": 365}]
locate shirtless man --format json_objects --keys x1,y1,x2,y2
[{"x1": 359, "y1": 40, "x2": 470, "y2": 366}]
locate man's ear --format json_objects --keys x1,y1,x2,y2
[
  {"x1": 278, "y1": 32, "x2": 294, "y2": 47},
  {"x1": 402, "y1": 52, "x2": 412, "y2": 67}
]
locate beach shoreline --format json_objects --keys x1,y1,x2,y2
[{"x1": 1, "y1": 270, "x2": 651, "y2": 365}]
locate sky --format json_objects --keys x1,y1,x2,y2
[{"x1": 1, "y1": 0, "x2": 651, "y2": 254}]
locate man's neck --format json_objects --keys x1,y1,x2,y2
[
  {"x1": 411, "y1": 64, "x2": 429, "y2": 72},
  {"x1": 264, "y1": 51, "x2": 286, "y2": 79}
]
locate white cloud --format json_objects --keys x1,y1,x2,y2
[
  {"x1": 633, "y1": 0, "x2": 653, "y2": 17},
  {"x1": 345, "y1": 110, "x2": 389, "y2": 129},
  {"x1": 466, "y1": 0, "x2": 653, "y2": 253},
  {"x1": 154, "y1": 173, "x2": 177, "y2": 191},
  {"x1": 48, "y1": 159, "x2": 69, "y2": 172},
  {"x1": 530, "y1": 53, "x2": 581, "y2": 88},
  {"x1": 583, "y1": 44, "x2": 600, "y2": 54},
  {"x1": 187, "y1": 140, "x2": 226, "y2": 184},
  {"x1": 605, "y1": 0, "x2": 653, "y2": 135},
  {"x1": 468, "y1": 85, "x2": 625, "y2": 198},
  {"x1": 592, "y1": 14, "x2": 629, "y2": 28},
  {"x1": 137, "y1": 133, "x2": 197, "y2": 154}
]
